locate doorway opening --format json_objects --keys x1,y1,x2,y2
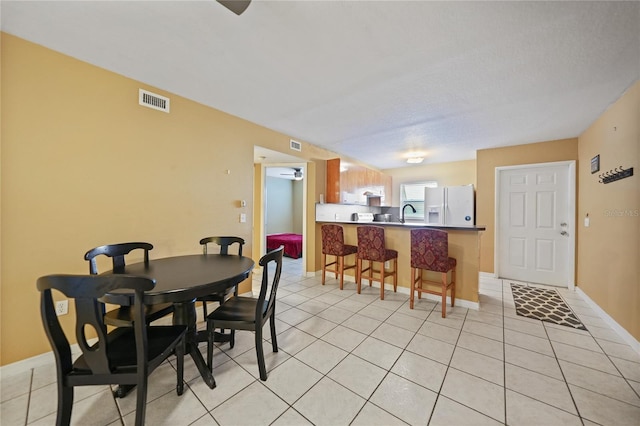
[{"x1": 254, "y1": 146, "x2": 307, "y2": 276}]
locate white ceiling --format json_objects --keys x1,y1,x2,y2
[{"x1": 2, "y1": 1, "x2": 638, "y2": 169}]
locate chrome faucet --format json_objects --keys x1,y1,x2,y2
[{"x1": 400, "y1": 203, "x2": 417, "y2": 223}]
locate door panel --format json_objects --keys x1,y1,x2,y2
[{"x1": 498, "y1": 163, "x2": 573, "y2": 287}]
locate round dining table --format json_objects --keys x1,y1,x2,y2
[{"x1": 101, "y1": 254, "x2": 255, "y2": 389}]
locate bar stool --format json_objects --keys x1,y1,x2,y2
[
  {"x1": 356, "y1": 225, "x2": 398, "y2": 300},
  {"x1": 410, "y1": 228, "x2": 456, "y2": 317},
  {"x1": 321, "y1": 224, "x2": 358, "y2": 289}
]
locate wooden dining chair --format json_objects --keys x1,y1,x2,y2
[
  {"x1": 206, "y1": 246, "x2": 283, "y2": 381},
  {"x1": 197, "y1": 236, "x2": 246, "y2": 318},
  {"x1": 37, "y1": 274, "x2": 186, "y2": 426},
  {"x1": 84, "y1": 242, "x2": 174, "y2": 327}
]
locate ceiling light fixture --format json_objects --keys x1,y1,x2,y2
[{"x1": 406, "y1": 157, "x2": 424, "y2": 164}]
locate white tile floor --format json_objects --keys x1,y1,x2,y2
[{"x1": 2, "y1": 257, "x2": 640, "y2": 425}]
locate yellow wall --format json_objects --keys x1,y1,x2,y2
[
  {"x1": 476, "y1": 138, "x2": 579, "y2": 273},
  {"x1": 0, "y1": 34, "x2": 334, "y2": 365},
  {"x1": 577, "y1": 81, "x2": 639, "y2": 340}
]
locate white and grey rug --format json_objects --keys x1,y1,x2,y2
[{"x1": 510, "y1": 283, "x2": 587, "y2": 331}]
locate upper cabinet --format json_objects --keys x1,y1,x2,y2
[{"x1": 326, "y1": 158, "x2": 392, "y2": 205}]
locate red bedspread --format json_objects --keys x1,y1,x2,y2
[{"x1": 267, "y1": 233, "x2": 302, "y2": 258}]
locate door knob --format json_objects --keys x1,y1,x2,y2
[
  {"x1": 560, "y1": 222, "x2": 567, "y2": 227},
  {"x1": 560, "y1": 231, "x2": 568, "y2": 236}
]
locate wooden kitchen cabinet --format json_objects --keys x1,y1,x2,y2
[{"x1": 326, "y1": 158, "x2": 392, "y2": 205}]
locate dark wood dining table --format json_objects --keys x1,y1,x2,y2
[{"x1": 100, "y1": 254, "x2": 255, "y2": 389}]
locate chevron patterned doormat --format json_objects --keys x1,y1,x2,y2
[{"x1": 510, "y1": 283, "x2": 587, "y2": 331}]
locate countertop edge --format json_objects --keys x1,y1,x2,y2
[{"x1": 317, "y1": 221, "x2": 486, "y2": 231}]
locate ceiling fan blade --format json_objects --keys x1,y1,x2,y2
[{"x1": 217, "y1": 0, "x2": 251, "y2": 15}]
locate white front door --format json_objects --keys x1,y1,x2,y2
[{"x1": 496, "y1": 162, "x2": 575, "y2": 288}]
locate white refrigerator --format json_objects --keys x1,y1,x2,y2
[{"x1": 424, "y1": 184, "x2": 475, "y2": 226}]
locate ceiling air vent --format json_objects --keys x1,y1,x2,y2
[
  {"x1": 139, "y1": 89, "x2": 170, "y2": 113},
  {"x1": 290, "y1": 139, "x2": 302, "y2": 152}
]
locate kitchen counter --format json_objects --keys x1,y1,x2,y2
[
  {"x1": 316, "y1": 221, "x2": 484, "y2": 305},
  {"x1": 322, "y1": 220, "x2": 486, "y2": 231}
]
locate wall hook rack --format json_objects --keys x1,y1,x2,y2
[{"x1": 599, "y1": 166, "x2": 634, "y2": 184}]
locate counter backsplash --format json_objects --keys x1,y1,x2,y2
[{"x1": 315, "y1": 202, "x2": 399, "y2": 222}]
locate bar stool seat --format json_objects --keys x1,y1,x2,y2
[
  {"x1": 321, "y1": 224, "x2": 357, "y2": 289},
  {"x1": 410, "y1": 228, "x2": 456, "y2": 317},
  {"x1": 356, "y1": 225, "x2": 398, "y2": 300}
]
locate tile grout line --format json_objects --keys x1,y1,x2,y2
[
  {"x1": 541, "y1": 313, "x2": 585, "y2": 424},
  {"x1": 506, "y1": 281, "x2": 592, "y2": 424},
  {"x1": 24, "y1": 368, "x2": 34, "y2": 426},
  {"x1": 426, "y1": 305, "x2": 467, "y2": 425},
  {"x1": 502, "y1": 280, "x2": 508, "y2": 426}
]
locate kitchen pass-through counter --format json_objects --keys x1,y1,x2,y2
[{"x1": 316, "y1": 219, "x2": 485, "y2": 306}]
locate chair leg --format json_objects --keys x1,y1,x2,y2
[
  {"x1": 356, "y1": 258, "x2": 362, "y2": 294},
  {"x1": 270, "y1": 312, "x2": 278, "y2": 352},
  {"x1": 57, "y1": 385, "x2": 73, "y2": 426},
  {"x1": 338, "y1": 255, "x2": 344, "y2": 290},
  {"x1": 134, "y1": 377, "x2": 148, "y2": 426},
  {"x1": 441, "y1": 272, "x2": 447, "y2": 318},
  {"x1": 368, "y1": 260, "x2": 373, "y2": 286},
  {"x1": 202, "y1": 301, "x2": 208, "y2": 319},
  {"x1": 207, "y1": 319, "x2": 214, "y2": 372},
  {"x1": 392, "y1": 258, "x2": 398, "y2": 292},
  {"x1": 321, "y1": 253, "x2": 327, "y2": 285},
  {"x1": 380, "y1": 262, "x2": 385, "y2": 300},
  {"x1": 451, "y1": 268, "x2": 456, "y2": 307},
  {"x1": 176, "y1": 337, "x2": 185, "y2": 396},
  {"x1": 255, "y1": 326, "x2": 268, "y2": 381},
  {"x1": 230, "y1": 329, "x2": 236, "y2": 348},
  {"x1": 410, "y1": 267, "x2": 416, "y2": 309}
]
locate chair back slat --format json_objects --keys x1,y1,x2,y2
[
  {"x1": 84, "y1": 242, "x2": 153, "y2": 274},
  {"x1": 200, "y1": 236, "x2": 244, "y2": 256},
  {"x1": 256, "y1": 246, "x2": 283, "y2": 321}
]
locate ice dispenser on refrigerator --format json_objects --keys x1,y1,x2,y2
[{"x1": 425, "y1": 184, "x2": 475, "y2": 226}]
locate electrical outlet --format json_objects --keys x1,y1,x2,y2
[
  {"x1": 384, "y1": 261, "x2": 390, "y2": 269},
  {"x1": 239, "y1": 213, "x2": 246, "y2": 223},
  {"x1": 55, "y1": 300, "x2": 68, "y2": 316}
]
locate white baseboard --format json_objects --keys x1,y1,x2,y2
[{"x1": 575, "y1": 287, "x2": 640, "y2": 355}]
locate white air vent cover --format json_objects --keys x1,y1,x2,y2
[
  {"x1": 290, "y1": 139, "x2": 302, "y2": 152},
  {"x1": 139, "y1": 89, "x2": 170, "y2": 113}
]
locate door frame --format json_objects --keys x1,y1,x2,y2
[
  {"x1": 258, "y1": 162, "x2": 307, "y2": 273},
  {"x1": 494, "y1": 160, "x2": 576, "y2": 290}
]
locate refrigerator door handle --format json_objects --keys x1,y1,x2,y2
[{"x1": 442, "y1": 189, "x2": 448, "y2": 226}]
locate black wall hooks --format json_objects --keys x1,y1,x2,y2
[{"x1": 599, "y1": 166, "x2": 634, "y2": 184}]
